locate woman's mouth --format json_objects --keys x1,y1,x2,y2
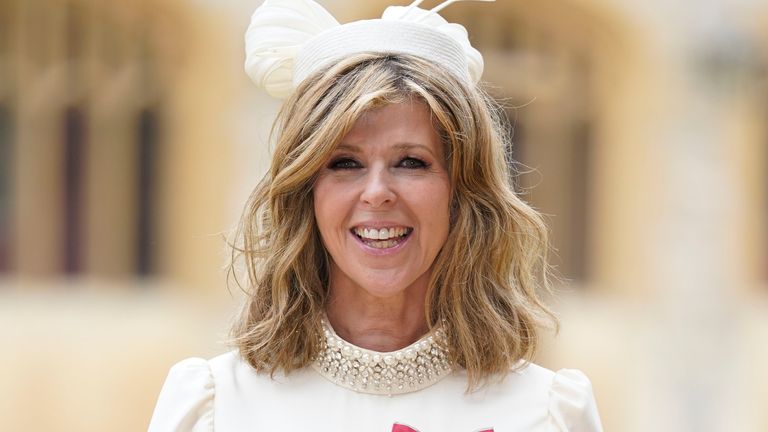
[{"x1": 351, "y1": 226, "x2": 413, "y2": 249}]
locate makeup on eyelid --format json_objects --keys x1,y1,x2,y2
[{"x1": 327, "y1": 156, "x2": 430, "y2": 170}]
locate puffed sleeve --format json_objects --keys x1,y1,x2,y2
[
  {"x1": 147, "y1": 358, "x2": 215, "y2": 432},
  {"x1": 548, "y1": 369, "x2": 604, "y2": 432}
]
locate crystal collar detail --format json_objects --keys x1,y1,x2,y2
[{"x1": 312, "y1": 319, "x2": 452, "y2": 395}]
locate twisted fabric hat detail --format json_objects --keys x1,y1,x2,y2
[{"x1": 245, "y1": 0, "x2": 494, "y2": 98}]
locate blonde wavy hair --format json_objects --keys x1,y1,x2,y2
[{"x1": 229, "y1": 53, "x2": 556, "y2": 390}]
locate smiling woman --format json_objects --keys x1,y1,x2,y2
[
  {"x1": 148, "y1": 1, "x2": 603, "y2": 431},
  {"x1": 314, "y1": 101, "x2": 451, "y2": 349},
  {"x1": 230, "y1": 53, "x2": 556, "y2": 386}
]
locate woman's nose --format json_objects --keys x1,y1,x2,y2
[{"x1": 360, "y1": 167, "x2": 396, "y2": 208}]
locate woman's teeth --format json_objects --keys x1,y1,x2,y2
[
  {"x1": 352, "y1": 227, "x2": 411, "y2": 248},
  {"x1": 354, "y1": 227, "x2": 409, "y2": 240}
]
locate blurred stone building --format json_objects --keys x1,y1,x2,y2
[{"x1": 0, "y1": 0, "x2": 766, "y2": 431}]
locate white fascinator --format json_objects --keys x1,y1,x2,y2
[{"x1": 245, "y1": 0, "x2": 494, "y2": 98}]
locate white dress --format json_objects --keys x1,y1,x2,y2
[{"x1": 148, "y1": 343, "x2": 604, "y2": 432}]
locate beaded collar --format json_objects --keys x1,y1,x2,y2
[{"x1": 312, "y1": 318, "x2": 452, "y2": 395}]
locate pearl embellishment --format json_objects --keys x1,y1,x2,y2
[{"x1": 312, "y1": 319, "x2": 452, "y2": 395}]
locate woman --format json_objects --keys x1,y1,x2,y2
[{"x1": 148, "y1": 0, "x2": 603, "y2": 430}]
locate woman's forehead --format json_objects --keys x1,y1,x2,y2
[{"x1": 338, "y1": 101, "x2": 439, "y2": 147}]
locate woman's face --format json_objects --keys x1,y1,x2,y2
[{"x1": 313, "y1": 100, "x2": 451, "y2": 299}]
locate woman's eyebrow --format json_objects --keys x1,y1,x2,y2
[
  {"x1": 334, "y1": 143, "x2": 436, "y2": 156},
  {"x1": 333, "y1": 144, "x2": 362, "y2": 153},
  {"x1": 394, "y1": 143, "x2": 437, "y2": 156}
]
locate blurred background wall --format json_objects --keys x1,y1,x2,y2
[{"x1": 0, "y1": 0, "x2": 766, "y2": 431}]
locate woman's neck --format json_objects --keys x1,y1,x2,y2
[{"x1": 325, "y1": 281, "x2": 429, "y2": 352}]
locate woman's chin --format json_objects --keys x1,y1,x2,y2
[
  {"x1": 328, "y1": 261, "x2": 432, "y2": 301},
  {"x1": 350, "y1": 279, "x2": 409, "y2": 299},
  {"x1": 352, "y1": 272, "x2": 430, "y2": 301}
]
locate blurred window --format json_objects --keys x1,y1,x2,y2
[
  {"x1": 445, "y1": 6, "x2": 596, "y2": 283},
  {"x1": 4, "y1": 0, "x2": 168, "y2": 278},
  {"x1": 0, "y1": 0, "x2": 14, "y2": 273},
  {"x1": 137, "y1": 108, "x2": 159, "y2": 276},
  {"x1": 506, "y1": 108, "x2": 592, "y2": 283},
  {"x1": 0, "y1": 107, "x2": 11, "y2": 272},
  {"x1": 63, "y1": 106, "x2": 86, "y2": 274}
]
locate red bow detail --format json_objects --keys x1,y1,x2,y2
[{"x1": 392, "y1": 423, "x2": 493, "y2": 432}]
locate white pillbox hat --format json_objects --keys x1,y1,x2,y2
[{"x1": 245, "y1": 0, "x2": 493, "y2": 98}]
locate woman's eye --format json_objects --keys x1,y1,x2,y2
[
  {"x1": 328, "y1": 157, "x2": 360, "y2": 170},
  {"x1": 398, "y1": 157, "x2": 427, "y2": 169}
]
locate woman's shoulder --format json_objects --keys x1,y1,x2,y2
[
  {"x1": 511, "y1": 362, "x2": 595, "y2": 394},
  {"x1": 510, "y1": 362, "x2": 603, "y2": 431},
  {"x1": 159, "y1": 350, "x2": 248, "y2": 387},
  {"x1": 147, "y1": 356, "x2": 218, "y2": 431},
  {"x1": 147, "y1": 351, "x2": 248, "y2": 431},
  {"x1": 207, "y1": 349, "x2": 246, "y2": 374}
]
